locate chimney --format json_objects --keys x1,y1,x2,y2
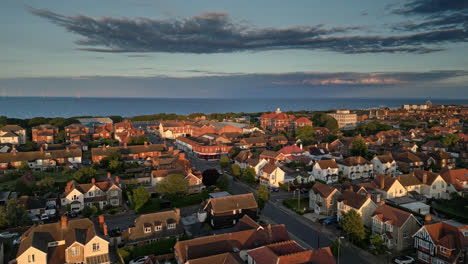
[
  {"x1": 423, "y1": 171, "x2": 428, "y2": 184},
  {"x1": 366, "y1": 193, "x2": 371, "y2": 200},
  {"x1": 40, "y1": 147, "x2": 44, "y2": 153},
  {"x1": 102, "y1": 222, "x2": 108, "y2": 236},
  {"x1": 144, "y1": 141, "x2": 148, "y2": 147},
  {"x1": 91, "y1": 178, "x2": 96, "y2": 184},
  {"x1": 102, "y1": 144, "x2": 106, "y2": 150},
  {"x1": 300, "y1": 143, "x2": 303, "y2": 150},
  {"x1": 429, "y1": 167, "x2": 432, "y2": 172},
  {"x1": 99, "y1": 214, "x2": 105, "y2": 226},
  {"x1": 115, "y1": 176, "x2": 120, "y2": 184},
  {"x1": 179, "y1": 153, "x2": 185, "y2": 159},
  {"x1": 380, "y1": 199, "x2": 385, "y2": 206},
  {"x1": 425, "y1": 213, "x2": 431, "y2": 225},
  {"x1": 66, "y1": 181, "x2": 72, "y2": 192},
  {"x1": 267, "y1": 224, "x2": 273, "y2": 243},
  {"x1": 12, "y1": 148, "x2": 16, "y2": 155},
  {"x1": 61, "y1": 215, "x2": 67, "y2": 229},
  {"x1": 107, "y1": 172, "x2": 111, "y2": 178},
  {"x1": 124, "y1": 142, "x2": 127, "y2": 148},
  {"x1": 397, "y1": 175, "x2": 401, "y2": 181},
  {"x1": 173, "y1": 149, "x2": 179, "y2": 155},
  {"x1": 379, "y1": 175, "x2": 385, "y2": 189},
  {"x1": 169, "y1": 146, "x2": 173, "y2": 151},
  {"x1": 66, "y1": 147, "x2": 70, "y2": 152},
  {"x1": 411, "y1": 171, "x2": 415, "y2": 176}
]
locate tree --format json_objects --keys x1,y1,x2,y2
[
  {"x1": 220, "y1": 156, "x2": 230, "y2": 169},
  {"x1": 18, "y1": 161, "x2": 30, "y2": 173},
  {"x1": 341, "y1": 209, "x2": 366, "y2": 242},
  {"x1": 256, "y1": 185, "x2": 270, "y2": 211},
  {"x1": 242, "y1": 167, "x2": 257, "y2": 184},
  {"x1": 155, "y1": 174, "x2": 189, "y2": 197},
  {"x1": 4, "y1": 199, "x2": 30, "y2": 227},
  {"x1": 351, "y1": 138, "x2": 368, "y2": 157},
  {"x1": 442, "y1": 134, "x2": 459, "y2": 150},
  {"x1": 330, "y1": 238, "x2": 343, "y2": 258},
  {"x1": 296, "y1": 126, "x2": 315, "y2": 145},
  {"x1": 370, "y1": 234, "x2": 385, "y2": 253},
  {"x1": 202, "y1": 169, "x2": 220, "y2": 186},
  {"x1": 324, "y1": 134, "x2": 339, "y2": 143},
  {"x1": 216, "y1": 174, "x2": 229, "y2": 191},
  {"x1": 82, "y1": 205, "x2": 93, "y2": 218},
  {"x1": 56, "y1": 130, "x2": 67, "y2": 143},
  {"x1": 73, "y1": 167, "x2": 97, "y2": 183},
  {"x1": 312, "y1": 113, "x2": 338, "y2": 131},
  {"x1": 109, "y1": 159, "x2": 123, "y2": 173},
  {"x1": 35, "y1": 177, "x2": 55, "y2": 193},
  {"x1": 231, "y1": 164, "x2": 241, "y2": 178},
  {"x1": 15, "y1": 179, "x2": 32, "y2": 195},
  {"x1": 133, "y1": 186, "x2": 150, "y2": 212}
]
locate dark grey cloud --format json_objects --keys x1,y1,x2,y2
[
  {"x1": 29, "y1": 7, "x2": 467, "y2": 54},
  {"x1": 394, "y1": 0, "x2": 468, "y2": 15},
  {"x1": 394, "y1": 13, "x2": 468, "y2": 31}
]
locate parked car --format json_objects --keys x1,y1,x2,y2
[
  {"x1": 0, "y1": 232, "x2": 19, "y2": 239},
  {"x1": 129, "y1": 256, "x2": 149, "y2": 264},
  {"x1": 40, "y1": 213, "x2": 49, "y2": 221},
  {"x1": 68, "y1": 211, "x2": 78, "y2": 218},
  {"x1": 271, "y1": 187, "x2": 279, "y2": 192},
  {"x1": 323, "y1": 216, "x2": 338, "y2": 225},
  {"x1": 393, "y1": 256, "x2": 414, "y2": 264},
  {"x1": 13, "y1": 236, "x2": 21, "y2": 245},
  {"x1": 300, "y1": 188, "x2": 309, "y2": 194},
  {"x1": 29, "y1": 214, "x2": 40, "y2": 222}
]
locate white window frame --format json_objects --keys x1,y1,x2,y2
[
  {"x1": 144, "y1": 227, "x2": 152, "y2": 233},
  {"x1": 93, "y1": 243, "x2": 100, "y2": 252},
  {"x1": 71, "y1": 246, "x2": 79, "y2": 256},
  {"x1": 155, "y1": 225, "x2": 162, "y2": 231},
  {"x1": 168, "y1": 223, "x2": 176, "y2": 229}
]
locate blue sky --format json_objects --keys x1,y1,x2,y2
[{"x1": 1, "y1": 0, "x2": 467, "y2": 98}]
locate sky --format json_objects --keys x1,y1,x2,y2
[{"x1": 0, "y1": 0, "x2": 467, "y2": 98}]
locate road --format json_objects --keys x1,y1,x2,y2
[{"x1": 185, "y1": 156, "x2": 380, "y2": 264}]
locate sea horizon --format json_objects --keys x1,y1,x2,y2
[{"x1": 1, "y1": 96, "x2": 467, "y2": 119}]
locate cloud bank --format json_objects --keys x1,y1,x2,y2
[{"x1": 30, "y1": 7, "x2": 467, "y2": 54}]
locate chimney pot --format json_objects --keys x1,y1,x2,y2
[
  {"x1": 91, "y1": 178, "x2": 95, "y2": 184},
  {"x1": 61, "y1": 215, "x2": 67, "y2": 229},
  {"x1": 103, "y1": 222, "x2": 108, "y2": 236},
  {"x1": 99, "y1": 214, "x2": 104, "y2": 226},
  {"x1": 423, "y1": 172, "x2": 428, "y2": 184}
]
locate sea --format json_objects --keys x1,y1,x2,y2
[{"x1": 0, "y1": 97, "x2": 467, "y2": 119}]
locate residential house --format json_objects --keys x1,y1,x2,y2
[
  {"x1": 91, "y1": 142, "x2": 166, "y2": 163},
  {"x1": 372, "y1": 154, "x2": 397, "y2": 176},
  {"x1": 0, "y1": 147, "x2": 82, "y2": 171},
  {"x1": 259, "y1": 150, "x2": 285, "y2": 164},
  {"x1": 440, "y1": 169, "x2": 468, "y2": 197},
  {"x1": 174, "y1": 215, "x2": 291, "y2": 264},
  {"x1": 421, "y1": 140, "x2": 447, "y2": 153},
  {"x1": 61, "y1": 175, "x2": 122, "y2": 211},
  {"x1": 65, "y1": 123, "x2": 90, "y2": 143},
  {"x1": 309, "y1": 182, "x2": 341, "y2": 216},
  {"x1": 258, "y1": 163, "x2": 286, "y2": 187},
  {"x1": 360, "y1": 173, "x2": 408, "y2": 199},
  {"x1": 293, "y1": 116, "x2": 313, "y2": 129},
  {"x1": 396, "y1": 152, "x2": 424, "y2": 172},
  {"x1": 312, "y1": 160, "x2": 339, "y2": 184},
  {"x1": 203, "y1": 193, "x2": 258, "y2": 229},
  {"x1": 121, "y1": 208, "x2": 184, "y2": 245},
  {"x1": 16, "y1": 215, "x2": 109, "y2": 264},
  {"x1": 238, "y1": 137, "x2": 267, "y2": 150},
  {"x1": 0, "y1": 125, "x2": 26, "y2": 145},
  {"x1": 234, "y1": 150, "x2": 252, "y2": 169},
  {"x1": 278, "y1": 145, "x2": 309, "y2": 161},
  {"x1": 429, "y1": 151, "x2": 456, "y2": 169},
  {"x1": 92, "y1": 124, "x2": 114, "y2": 139},
  {"x1": 337, "y1": 190, "x2": 377, "y2": 227},
  {"x1": 337, "y1": 156, "x2": 373, "y2": 180},
  {"x1": 114, "y1": 122, "x2": 145, "y2": 143},
  {"x1": 413, "y1": 217, "x2": 468, "y2": 264},
  {"x1": 246, "y1": 241, "x2": 336, "y2": 264},
  {"x1": 32, "y1": 124, "x2": 59, "y2": 144},
  {"x1": 399, "y1": 170, "x2": 448, "y2": 199},
  {"x1": 371, "y1": 202, "x2": 421, "y2": 250}
]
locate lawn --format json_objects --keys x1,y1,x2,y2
[{"x1": 283, "y1": 197, "x2": 309, "y2": 215}]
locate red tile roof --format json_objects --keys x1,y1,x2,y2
[{"x1": 372, "y1": 204, "x2": 413, "y2": 227}]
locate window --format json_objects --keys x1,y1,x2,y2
[
  {"x1": 168, "y1": 223, "x2": 176, "y2": 229},
  {"x1": 28, "y1": 255, "x2": 35, "y2": 263},
  {"x1": 440, "y1": 246, "x2": 447, "y2": 253},
  {"x1": 71, "y1": 246, "x2": 79, "y2": 256},
  {"x1": 144, "y1": 227, "x2": 151, "y2": 233},
  {"x1": 88, "y1": 191, "x2": 94, "y2": 197},
  {"x1": 93, "y1": 243, "x2": 100, "y2": 252},
  {"x1": 418, "y1": 251, "x2": 430, "y2": 262},
  {"x1": 155, "y1": 225, "x2": 162, "y2": 231},
  {"x1": 403, "y1": 232, "x2": 408, "y2": 238},
  {"x1": 432, "y1": 185, "x2": 436, "y2": 190}
]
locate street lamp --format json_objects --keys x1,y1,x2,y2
[{"x1": 337, "y1": 236, "x2": 344, "y2": 264}]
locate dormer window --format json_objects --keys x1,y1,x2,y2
[
  {"x1": 440, "y1": 246, "x2": 447, "y2": 254},
  {"x1": 168, "y1": 223, "x2": 176, "y2": 229},
  {"x1": 144, "y1": 223, "x2": 152, "y2": 233},
  {"x1": 155, "y1": 225, "x2": 162, "y2": 231}
]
